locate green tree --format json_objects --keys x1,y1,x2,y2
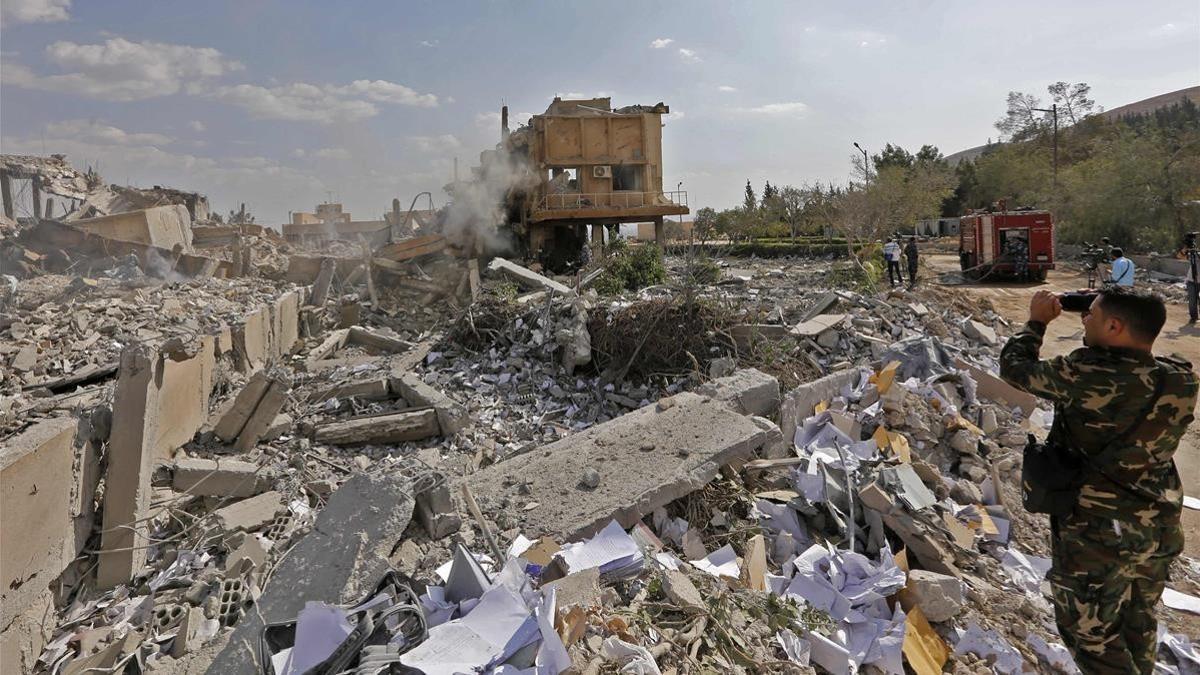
[
  {"x1": 995, "y1": 91, "x2": 1047, "y2": 141},
  {"x1": 873, "y1": 143, "x2": 915, "y2": 170},
  {"x1": 693, "y1": 206, "x2": 718, "y2": 244},
  {"x1": 1047, "y1": 81, "x2": 1098, "y2": 125},
  {"x1": 743, "y1": 180, "x2": 758, "y2": 214}
]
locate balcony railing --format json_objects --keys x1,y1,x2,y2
[{"x1": 536, "y1": 190, "x2": 688, "y2": 211}]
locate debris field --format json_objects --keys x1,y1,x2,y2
[{"x1": 2, "y1": 152, "x2": 1200, "y2": 675}]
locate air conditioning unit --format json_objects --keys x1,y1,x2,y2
[{"x1": 593, "y1": 165, "x2": 612, "y2": 178}]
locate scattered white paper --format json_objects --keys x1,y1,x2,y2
[
  {"x1": 556, "y1": 520, "x2": 643, "y2": 578},
  {"x1": 998, "y1": 548, "x2": 1051, "y2": 595},
  {"x1": 690, "y1": 544, "x2": 740, "y2": 579},
  {"x1": 1162, "y1": 587, "x2": 1200, "y2": 616},
  {"x1": 507, "y1": 534, "x2": 536, "y2": 559},
  {"x1": 1183, "y1": 495, "x2": 1200, "y2": 511},
  {"x1": 534, "y1": 588, "x2": 570, "y2": 674},
  {"x1": 1026, "y1": 633, "x2": 1080, "y2": 674},
  {"x1": 600, "y1": 637, "x2": 662, "y2": 675},
  {"x1": 282, "y1": 602, "x2": 355, "y2": 675},
  {"x1": 400, "y1": 585, "x2": 539, "y2": 675},
  {"x1": 953, "y1": 623, "x2": 1024, "y2": 675},
  {"x1": 653, "y1": 551, "x2": 684, "y2": 571},
  {"x1": 776, "y1": 629, "x2": 811, "y2": 665}
]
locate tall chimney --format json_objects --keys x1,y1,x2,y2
[{"x1": 501, "y1": 105, "x2": 510, "y2": 142}]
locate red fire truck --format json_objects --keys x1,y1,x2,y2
[{"x1": 958, "y1": 207, "x2": 1055, "y2": 281}]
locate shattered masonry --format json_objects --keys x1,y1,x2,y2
[{"x1": 2, "y1": 117, "x2": 1199, "y2": 675}]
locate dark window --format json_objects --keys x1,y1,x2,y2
[{"x1": 612, "y1": 165, "x2": 642, "y2": 191}]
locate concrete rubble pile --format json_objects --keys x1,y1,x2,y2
[{"x1": 5, "y1": 187, "x2": 1200, "y2": 675}]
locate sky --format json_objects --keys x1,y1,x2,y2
[{"x1": 1, "y1": 0, "x2": 1197, "y2": 225}]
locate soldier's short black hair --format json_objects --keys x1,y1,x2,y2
[
  {"x1": 1097, "y1": 285, "x2": 1166, "y2": 342},
  {"x1": 1111, "y1": 247, "x2": 1124, "y2": 258}
]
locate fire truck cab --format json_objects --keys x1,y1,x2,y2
[{"x1": 958, "y1": 208, "x2": 1055, "y2": 281}]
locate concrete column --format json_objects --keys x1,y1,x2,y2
[
  {"x1": 0, "y1": 171, "x2": 13, "y2": 219},
  {"x1": 591, "y1": 224, "x2": 604, "y2": 257},
  {"x1": 654, "y1": 216, "x2": 664, "y2": 244},
  {"x1": 97, "y1": 345, "x2": 162, "y2": 589},
  {"x1": 30, "y1": 176, "x2": 42, "y2": 221}
]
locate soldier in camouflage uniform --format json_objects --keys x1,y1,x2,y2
[{"x1": 999, "y1": 286, "x2": 1198, "y2": 674}]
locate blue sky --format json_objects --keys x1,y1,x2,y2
[{"x1": 1, "y1": 0, "x2": 1196, "y2": 225}]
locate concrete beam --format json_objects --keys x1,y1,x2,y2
[
  {"x1": 465, "y1": 392, "x2": 768, "y2": 541},
  {"x1": 486, "y1": 257, "x2": 574, "y2": 296},
  {"x1": 390, "y1": 372, "x2": 467, "y2": 434},
  {"x1": 314, "y1": 409, "x2": 440, "y2": 446},
  {"x1": 97, "y1": 345, "x2": 162, "y2": 589}
]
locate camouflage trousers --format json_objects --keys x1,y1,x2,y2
[{"x1": 1049, "y1": 512, "x2": 1184, "y2": 674}]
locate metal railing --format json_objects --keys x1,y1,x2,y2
[{"x1": 536, "y1": 190, "x2": 687, "y2": 211}]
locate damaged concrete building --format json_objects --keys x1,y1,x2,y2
[{"x1": 460, "y1": 97, "x2": 688, "y2": 267}]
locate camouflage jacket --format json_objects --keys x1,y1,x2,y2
[{"x1": 999, "y1": 321, "x2": 1198, "y2": 526}]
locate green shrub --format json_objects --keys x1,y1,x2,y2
[{"x1": 594, "y1": 242, "x2": 668, "y2": 295}]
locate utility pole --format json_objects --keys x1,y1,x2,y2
[
  {"x1": 852, "y1": 142, "x2": 870, "y2": 183},
  {"x1": 1033, "y1": 103, "x2": 1059, "y2": 188}
]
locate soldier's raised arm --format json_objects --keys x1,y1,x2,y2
[{"x1": 999, "y1": 290, "x2": 1079, "y2": 404}]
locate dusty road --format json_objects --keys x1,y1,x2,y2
[{"x1": 925, "y1": 254, "x2": 1200, "y2": 561}]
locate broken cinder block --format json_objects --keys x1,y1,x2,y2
[{"x1": 313, "y1": 409, "x2": 440, "y2": 446}]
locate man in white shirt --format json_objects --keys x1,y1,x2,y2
[
  {"x1": 883, "y1": 238, "x2": 902, "y2": 287},
  {"x1": 1109, "y1": 247, "x2": 1136, "y2": 287}
]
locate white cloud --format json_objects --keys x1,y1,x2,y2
[
  {"x1": 732, "y1": 101, "x2": 809, "y2": 117},
  {"x1": 43, "y1": 119, "x2": 172, "y2": 146},
  {"x1": 208, "y1": 82, "x2": 378, "y2": 123},
  {"x1": 649, "y1": 38, "x2": 674, "y2": 49},
  {"x1": 207, "y1": 79, "x2": 436, "y2": 123},
  {"x1": 408, "y1": 134, "x2": 461, "y2": 154},
  {"x1": 418, "y1": 39, "x2": 439, "y2": 47},
  {"x1": 188, "y1": 120, "x2": 206, "y2": 132},
  {"x1": 291, "y1": 148, "x2": 306, "y2": 158},
  {"x1": 338, "y1": 79, "x2": 438, "y2": 107},
  {"x1": 313, "y1": 147, "x2": 351, "y2": 160},
  {"x1": 678, "y1": 48, "x2": 701, "y2": 63},
  {"x1": 717, "y1": 85, "x2": 737, "y2": 93},
  {"x1": 3, "y1": 38, "x2": 242, "y2": 101},
  {"x1": 0, "y1": 0, "x2": 70, "y2": 24}
]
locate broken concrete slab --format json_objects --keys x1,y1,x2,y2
[
  {"x1": 662, "y1": 570, "x2": 705, "y2": 614},
  {"x1": 779, "y1": 368, "x2": 861, "y2": 446},
  {"x1": 233, "y1": 379, "x2": 289, "y2": 452},
  {"x1": 465, "y1": 392, "x2": 768, "y2": 541},
  {"x1": 904, "y1": 570, "x2": 965, "y2": 623},
  {"x1": 486, "y1": 257, "x2": 575, "y2": 296},
  {"x1": 858, "y1": 483, "x2": 960, "y2": 578},
  {"x1": 800, "y1": 290, "x2": 841, "y2": 322},
  {"x1": 97, "y1": 345, "x2": 161, "y2": 589},
  {"x1": 696, "y1": 368, "x2": 781, "y2": 418},
  {"x1": 212, "y1": 372, "x2": 272, "y2": 443},
  {"x1": 306, "y1": 328, "x2": 349, "y2": 363},
  {"x1": 728, "y1": 324, "x2": 789, "y2": 352},
  {"x1": 346, "y1": 326, "x2": 412, "y2": 354},
  {"x1": 414, "y1": 481, "x2": 461, "y2": 540},
  {"x1": 171, "y1": 458, "x2": 266, "y2": 498},
  {"x1": 314, "y1": 409, "x2": 440, "y2": 446},
  {"x1": 955, "y1": 359, "x2": 1038, "y2": 416},
  {"x1": 211, "y1": 491, "x2": 284, "y2": 535},
  {"x1": 2, "y1": 418, "x2": 98, "y2": 653},
  {"x1": 390, "y1": 372, "x2": 467, "y2": 434},
  {"x1": 206, "y1": 471, "x2": 415, "y2": 673},
  {"x1": 543, "y1": 567, "x2": 602, "y2": 611},
  {"x1": 308, "y1": 378, "x2": 391, "y2": 404},
  {"x1": 960, "y1": 319, "x2": 997, "y2": 346},
  {"x1": 790, "y1": 313, "x2": 846, "y2": 338}
]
